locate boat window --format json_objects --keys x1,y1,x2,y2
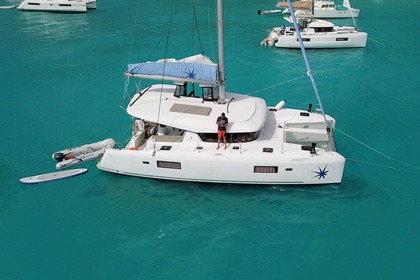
[
  {"x1": 254, "y1": 166, "x2": 278, "y2": 173},
  {"x1": 314, "y1": 27, "x2": 334, "y2": 32},
  {"x1": 336, "y1": 38, "x2": 349, "y2": 41},
  {"x1": 157, "y1": 161, "x2": 181, "y2": 169},
  {"x1": 202, "y1": 85, "x2": 219, "y2": 101},
  {"x1": 198, "y1": 131, "x2": 260, "y2": 143},
  {"x1": 174, "y1": 83, "x2": 187, "y2": 98}
]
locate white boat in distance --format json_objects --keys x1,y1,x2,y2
[
  {"x1": 278, "y1": 0, "x2": 359, "y2": 18},
  {"x1": 17, "y1": 0, "x2": 96, "y2": 13},
  {"x1": 261, "y1": 15, "x2": 367, "y2": 48},
  {"x1": 97, "y1": 0, "x2": 345, "y2": 185}
]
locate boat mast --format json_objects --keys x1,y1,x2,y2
[{"x1": 217, "y1": 0, "x2": 226, "y2": 104}]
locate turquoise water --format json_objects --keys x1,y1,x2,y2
[{"x1": 1, "y1": 0, "x2": 419, "y2": 279}]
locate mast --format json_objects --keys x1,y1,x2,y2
[{"x1": 217, "y1": 0, "x2": 226, "y2": 104}]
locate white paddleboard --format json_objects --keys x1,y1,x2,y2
[
  {"x1": 0, "y1": 5, "x2": 16, "y2": 10},
  {"x1": 19, "y1": 168, "x2": 88, "y2": 184}
]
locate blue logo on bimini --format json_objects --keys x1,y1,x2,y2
[
  {"x1": 313, "y1": 166, "x2": 328, "y2": 179},
  {"x1": 185, "y1": 68, "x2": 196, "y2": 79}
]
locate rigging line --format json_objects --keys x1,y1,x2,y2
[
  {"x1": 127, "y1": 0, "x2": 141, "y2": 65},
  {"x1": 191, "y1": 0, "x2": 204, "y2": 54},
  {"x1": 124, "y1": 0, "x2": 142, "y2": 99},
  {"x1": 246, "y1": 75, "x2": 305, "y2": 96},
  {"x1": 287, "y1": 0, "x2": 329, "y2": 127},
  {"x1": 206, "y1": 0, "x2": 215, "y2": 61},
  {"x1": 336, "y1": 128, "x2": 418, "y2": 169},
  {"x1": 156, "y1": 0, "x2": 176, "y2": 125}
]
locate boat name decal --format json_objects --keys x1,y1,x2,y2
[{"x1": 291, "y1": 158, "x2": 310, "y2": 162}]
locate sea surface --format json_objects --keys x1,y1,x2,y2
[{"x1": 1, "y1": 0, "x2": 419, "y2": 279}]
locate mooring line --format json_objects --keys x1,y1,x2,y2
[{"x1": 336, "y1": 128, "x2": 418, "y2": 170}]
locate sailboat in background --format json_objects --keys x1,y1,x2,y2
[
  {"x1": 17, "y1": 0, "x2": 96, "y2": 13},
  {"x1": 97, "y1": 0, "x2": 345, "y2": 185},
  {"x1": 278, "y1": 0, "x2": 360, "y2": 18},
  {"x1": 261, "y1": 12, "x2": 367, "y2": 48}
]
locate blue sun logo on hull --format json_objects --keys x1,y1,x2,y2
[{"x1": 313, "y1": 165, "x2": 329, "y2": 179}]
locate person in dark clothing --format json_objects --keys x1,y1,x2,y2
[{"x1": 216, "y1": 112, "x2": 228, "y2": 149}]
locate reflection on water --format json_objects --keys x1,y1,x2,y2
[{"x1": 19, "y1": 12, "x2": 91, "y2": 43}]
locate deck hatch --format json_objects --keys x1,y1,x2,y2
[{"x1": 170, "y1": 103, "x2": 212, "y2": 116}]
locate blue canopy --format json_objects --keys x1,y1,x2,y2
[{"x1": 127, "y1": 61, "x2": 218, "y2": 84}]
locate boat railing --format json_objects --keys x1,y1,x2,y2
[
  {"x1": 281, "y1": 126, "x2": 334, "y2": 153},
  {"x1": 120, "y1": 86, "x2": 152, "y2": 110},
  {"x1": 119, "y1": 90, "x2": 136, "y2": 110}
]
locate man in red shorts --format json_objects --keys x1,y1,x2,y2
[{"x1": 216, "y1": 112, "x2": 228, "y2": 149}]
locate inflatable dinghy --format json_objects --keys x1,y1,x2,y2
[{"x1": 52, "y1": 138, "x2": 116, "y2": 169}]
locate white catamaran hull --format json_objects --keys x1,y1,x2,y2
[
  {"x1": 17, "y1": 0, "x2": 96, "y2": 13},
  {"x1": 275, "y1": 31, "x2": 367, "y2": 48},
  {"x1": 262, "y1": 17, "x2": 368, "y2": 49},
  {"x1": 98, "y1": 148, "x2": 344, "y2": 185}
]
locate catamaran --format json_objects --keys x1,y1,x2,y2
[
  {"x1": 17, "y1": 0, "x2": 96, "y2": 13},
  {"x1": 261, "y1": 14, "x2": 367, "y2": 48},
  {"x1": 97, "y1": 0, "x2": 345, "y2": 185},
  {"x1": 278, "y1": 0, "x2": 360, "y2": 18}
]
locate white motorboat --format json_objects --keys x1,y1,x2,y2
[
  {"x1": 97, "y1": 0, "x2": 346, "y2": 185},
  {"x1": 17, "y1": 0, "x2": 96, "y2": 13},
  {"x1": 52, "y1": 138, "x2": 115, "y2": 169},
  {"x1": 278, "y1": 0, "x2": 359, "y2": 18},
  {"x1": 261, "y1": 15, "x2": 367, "y2": 48}
]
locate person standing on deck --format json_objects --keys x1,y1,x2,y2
[{"x1": 216, "y1": 112, "x2": 228, "y2": 149}]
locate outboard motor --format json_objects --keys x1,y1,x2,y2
[{"x1": 53, "y1": 152, "x2": 65, "y2": 162}]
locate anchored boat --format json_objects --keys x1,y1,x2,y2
[
  {"x1": 261, "y1": 15, "x2": 367, "y2": 48},
  {"x1": 96, "y1": 0, "x2": 346, "y2": 185},
  {"x1": 17, "y1": 0, "x2": 96, "y2": 13},
  {"x1": 277, "y1": 0, "x2": 360, "y2": 19}
]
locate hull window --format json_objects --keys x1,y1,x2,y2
[
  {"x1": 263, "y1": 148, "x2": 273, "y2": 153},
  {"x1": 254, "y1": 166, "x2": 278, "y2": 173},
  {"x1": 157, "y1": 161, "x2": 181, "y2": 169}
]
